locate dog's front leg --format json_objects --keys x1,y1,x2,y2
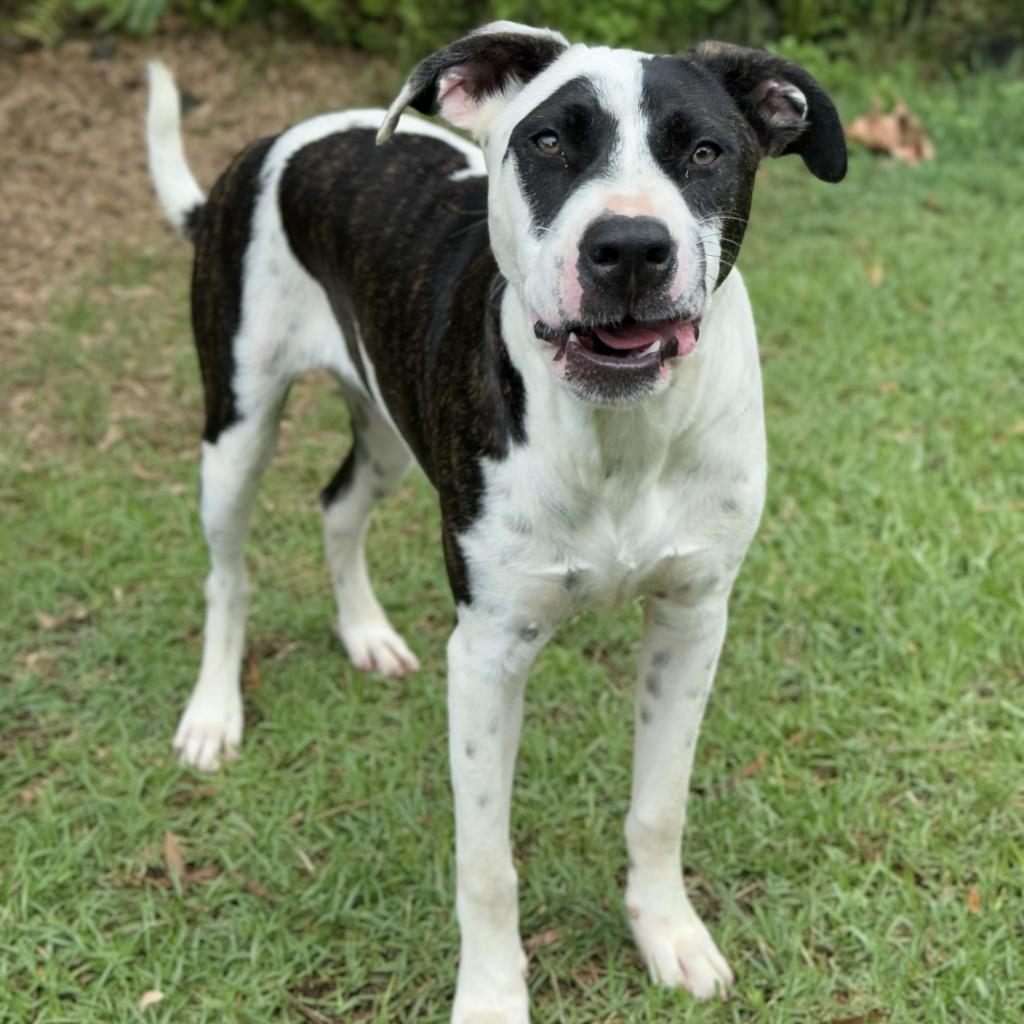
[
  {"x1": 447, "y1": 612, "x2": 540, "y2": 1024},
  {"x1": 625, "y1": 595, "x2": 735, "y2": 999}
]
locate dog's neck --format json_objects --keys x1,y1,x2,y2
[{"x1": 498, "y1": 281, "x2": 727, "y2": 481}]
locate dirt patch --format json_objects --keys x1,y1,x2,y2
[{"x1": 0, "y1": 30, "x2": 399, "y2": 346}]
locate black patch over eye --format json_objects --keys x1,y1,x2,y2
[
  {"x1": 534, "y1": 131, "x2": 561, "y2": 155},
  {"x1": 691, "y1": 142, "x2": 721, "y2": 166},
  {"x1": 509, "y1": 77, "x2": 617, "y2": 231}
]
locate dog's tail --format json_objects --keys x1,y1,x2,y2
[{"x1": 146, "y1": 61, "x2": 206, "y2": 242}]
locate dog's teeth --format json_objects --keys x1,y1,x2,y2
[{"x1": 641, "y1": 340, "x2": 660, "y2": 357}]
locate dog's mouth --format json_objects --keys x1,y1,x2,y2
[{"x1": 534, "y1": 316, "x2": 700, "y2": 367}]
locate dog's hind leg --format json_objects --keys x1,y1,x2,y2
[
  {"x1": 173, "y1": 395, "x2": 284, "y2": 771},
  {"x1": 321, "y1": 396, "x2": 419, "y2": 677}
]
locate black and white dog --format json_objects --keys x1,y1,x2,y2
[{"x1": 148, "y1": 21, "x2": 844, "y2": 1021}]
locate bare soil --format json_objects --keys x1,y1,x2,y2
[{"x1": 0, "y1": 30, "x2": 397, "y2": 343}]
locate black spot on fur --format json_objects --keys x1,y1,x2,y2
[
  {"x1": 645, "y1": 672, "x2": 662, "y2": 698},
  {"x1": 465, "y1": 741, "x2": 476, "y2": 759},
  {"x1": 519, "y1": 623, "x2": 540, "y2": 642},
  {"x1": 651, "y1": 649, "x2": 672, "y2": 669},
  {"x1": 640, "y1": 704, "x2": 652, "y2": 725}
]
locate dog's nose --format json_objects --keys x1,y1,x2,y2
[{"x1": 579, "y1": 216, "x2": 675, "y2": 302}]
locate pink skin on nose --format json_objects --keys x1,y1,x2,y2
[
  {"x1": 559, "y1": 261, "x2": 583, "y2": 321},
  {"x1": 669, "y1": 254, "x2": 690, "y2": 304}
]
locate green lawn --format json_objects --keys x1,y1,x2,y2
[{"x1": 2, "y1": 64, "x2": 1022, "y2": 1023}]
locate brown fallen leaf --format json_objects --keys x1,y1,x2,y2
[
  {"x1": 827, "y1": 1012, "x2": 888, "y2": 1024},
  {"x1": 865, "y1": 263, "x2": 885, "y2": 285},
  {"x1": 187, "y1": 864, "x2": 221, "y2": 886},
  {"x1": 131, "y1": 462, "x2": 166, "y2": 482},
  {"x1": 34, "y1": 606, "x2": 89, "y2": 631},
  {"x1": 163, "y1": 832, "x2": 185, "y2": 889},
  {"x1": 238, "y1": 875, "x2": 278, "y2": 902},
  {"x1": 524, "y1": 928, "x2": 561, "y2": 953},
  {"x1": 846, "y1": 99, "x2": 934, "y2": 165},
  {"x1": 967, "y1": 886, "x2": 982, "y2": 914},
  {"x1": 96, "y1": 422, "x2": 124, "y2": 452},
  {"x1": 138, "y1": 990, "x2": 164, "y2": 1012},
  {"x1": 243, "y1": 651, "x2": 261, "y2": 693},
  {"x1": 735, "y1": 751, "x2": 767, "y2": 781}
]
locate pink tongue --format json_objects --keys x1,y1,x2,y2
[
  {"x1": 592, "y1": 319, "x2": 697, "y2": 354},
  {"x1": 592, "y1": 322, "x2": 664, "y2": 350}
]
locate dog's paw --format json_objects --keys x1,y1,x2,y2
[
  {"x1": 172, "y1": 687, "x2": 243, "y2": 772},
  {"x1": 628, "y1": 892, "x2": 734, "y2": 999},
  {"x1": 339, "y1": 617, "x2": 420, "y2": 678},
  {"x1": 451, "y1": 989, "x2": 528, "y2": 1024}
]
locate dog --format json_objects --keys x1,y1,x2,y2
[{"x1": 147, "y1": 22, "x2": 845, "y2": 1022}]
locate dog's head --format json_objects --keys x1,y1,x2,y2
[{"x1": 379, "y1": 22, "x2": 846, "y2": 404}]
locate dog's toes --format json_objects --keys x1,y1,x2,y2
[
  {"x1": 173, "y1": 689, "x2": 243, "y2": 771},
  {"x1": 629, "y1": 892, "x2": 734, "y2": 999},
  {"x1": 340, "y1": 619, "x2": 420, "y2": 678}
]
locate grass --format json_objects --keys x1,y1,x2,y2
[{"x1": 2, "y1": 62, "x2": 1023, "y2": 1024}]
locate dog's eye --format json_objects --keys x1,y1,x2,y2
[
  {"x1": 691, "y1": 143, "x2": 721, "y2": 166},
  {"x1": 534, "y1": 131, "x2": 561, "y2": 155}
]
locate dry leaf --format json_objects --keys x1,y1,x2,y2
[
  {"x1": 295, "y1": 848, "x2": 316, "y2": 875},
  {"x1": 827, "y1": 1013, "x2": 888, "y2": 1024},
  {"x1": 131, "y1": 462, "x2": 166, "y2": 482},
  {"x1": 96, "y1": 422, "x2": 124, "y2": 452},
  {"x1": 735, "y1": 752, "x2": 767, "y2": 781},
  {"x1": 35, "y1": 610, "x2": 59, "y2": 630},
  {"x1": 846, "y1": 99, "x2": 934, "y2": 164},
  {"x1": 163, "y1": 832, "x2": 185, "y2": 888},
  {"x1": 866, "y1": 263, "x2": 885, "y2": 285},
  {"x1": 138, "y1": 990, "x2": 164, "y2": 1011},
  {"x1": 524, "y1": 928, "x2": 561, "y2": 953},
  {"x1": 187, "y1": 864, "x2": 221, "y2": 886},
  {"x1": 243, "y1": 652, "x2": 262, "y2": 693},
  {"x1": 239, "y1": 876, "x2": 277, "y2": 902},
  {"x1": 967, "y1": 886, "x2": 982, "y2": 914}
]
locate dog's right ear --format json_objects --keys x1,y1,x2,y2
[{"x1": 377, "y1": 21, "x2": 570, "y2": 145}]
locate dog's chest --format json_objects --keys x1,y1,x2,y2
[{"x1": 459, "y1": 429, "x2": 759, "y2": 622}]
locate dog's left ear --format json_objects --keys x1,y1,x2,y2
[
  {"x1": 690, "y1": 42, "x2": 847, "y2": 183},
  {"x1": 377, "y1": 21, "x2": 570, "y2": 144}
]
